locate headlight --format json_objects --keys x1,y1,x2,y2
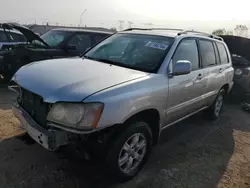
[
  {"x1": 47, "y1": 102, "x2": 104, "y2": 129},
  {"x1": 235, "y1": 69, "x2": 243, "y2": 75}
]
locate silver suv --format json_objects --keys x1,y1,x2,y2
[{"x1": 10, "y1": 28, "x2": 234, "y2": 180}]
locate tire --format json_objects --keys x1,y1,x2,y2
[
  {"x1": 105, "y1": 121, "x2": 152, "y2": 181},
  {"x1": 204, "y1": 89, "x2": 225, "y2": 120}
]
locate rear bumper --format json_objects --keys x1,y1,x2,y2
[{"x1": 12, "y1": 102, "x2": 69, "y2": 150}]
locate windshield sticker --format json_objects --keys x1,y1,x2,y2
[{"x1": 145, "y1": 41, "x2": 168, "y2": 50}]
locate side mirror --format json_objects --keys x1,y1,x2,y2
[
  {"x1": 172, "y1": 60, "x2": 192, "y2": 76},
  {"x1": 63, "y1": 45, "x2": 77, "y2": 51}
]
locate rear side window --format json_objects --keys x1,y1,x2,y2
[
  {"x1": 217, "y1": 42, "x2": 229, "y2": 64},
  {"x1": 0, "y1": 31, "x2": 8, "y2": 42},
  {"x1": 9, "y1": 33, "x2": 25, "y2": 42},
  {"x1": 199, "y1": 40, "x2": 216, "y2": 67},
  {"x1": 172, "y1": 39, "x2": 199, "y2": 70}
]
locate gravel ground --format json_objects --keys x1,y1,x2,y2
[{"x1": 1, "y1": 88, "x2": 250, "y2": 188}]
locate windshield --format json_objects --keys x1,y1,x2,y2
[
  {"x1": 84, "y1": 33, "x2": 174, "y2": 73},
  {"x1": 40, "y1": 30, "x2": 71, "y2": 47}
]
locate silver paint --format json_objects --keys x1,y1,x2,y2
[{"x1": 12, "y1": 33, "x2": 234, "y2": 139}]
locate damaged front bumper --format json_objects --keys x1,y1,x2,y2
[{"x1": 12, "y1": 102, "x2": 70, "y2": 151}]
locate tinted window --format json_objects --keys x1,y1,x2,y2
[
  {"x1": 93, "y1": 34, "x2": 108, "y2": 45},
  {"x1": 9, "y1": 33, "x2": 26, "y2": 42},
  {"x1": 68, "y1": 33, "x2": 92, "y2": 51},
  {"x1": 19, "y1": 34, "x2": 27, "y2": 42},
  {"x1": 199, "y1": 40, "x2": 216, "y2": 67},
  {"x1": 173, "y1": 39, "x2": 199, "y2": 70},
  {"x1": 85, "y1": 33, "x2": 173, "y2": 73},
  {"x1": 0, "y1": 31, "x2": 8, "y2": 42},
  {"x1": 217, "y1": 42, "x2": 229, "y2": 64}
]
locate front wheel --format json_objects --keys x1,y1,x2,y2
[{"x1": 105, "y1": 122, "x2": 152, "y2": 181}]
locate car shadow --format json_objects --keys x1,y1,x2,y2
[{"x1": 0, "y1": 104, "x2": 249, "y2": 188}]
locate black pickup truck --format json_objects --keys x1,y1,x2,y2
[{"x1": 0, "y1": 23, "x2": 112, "y2": 83}]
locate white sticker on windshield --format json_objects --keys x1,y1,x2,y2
[{"x1": 145, "y1": 41, "x2": 168, "y2": 50}]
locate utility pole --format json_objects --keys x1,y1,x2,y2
[
  {"x1": 118, "y1": 20, "x2": 124, "y2": 31},
  {"x1": 80, "y1": 9, "x2": 87, "y2": 26},
  {"x1": 128, "y1": 21, "x2": 133, "y2": 28}
]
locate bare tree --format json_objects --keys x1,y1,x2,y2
[
  {"x1": 234, "y1": 25, "x2": 248, "y2": 37},
  {"x1": 212, "y1": 29, "x2": 227, "y2": 36},
  {"x1": 110, "y1": 27, "x2": 117, "y2": 32}
]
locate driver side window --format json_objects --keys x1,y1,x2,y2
[{"x1": 172, "y1": 39, "x2": 199, "y2": 71}]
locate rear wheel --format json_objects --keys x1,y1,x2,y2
[
  {"x1": 204, "y1": 89, "x2": 225, "y2": 120},
  {"x1": 105, "y1": 121, "x2": 152, "y2": 181}
]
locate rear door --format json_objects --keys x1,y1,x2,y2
[{"x1": 198, "y1": 39, "x2": 223, "y2": 105}]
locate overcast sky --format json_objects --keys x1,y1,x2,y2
[{"x1": 1, "y1": 0, "x2": 250, "y2": 31}]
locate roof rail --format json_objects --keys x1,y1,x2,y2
[
  {"x1": 149, "y1": 28, "x2": 184, "y2": 31},
  {"x1": 178, "y1": 30, "x2": 223, "y2": 41},
  {"x1": 122, "y1": 28, "x2": 151, "y2": 31},
  {"x1": 122, "y1": 27, "x2": 184, "y2": 32}
]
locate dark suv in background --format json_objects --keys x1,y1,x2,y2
[
  {"x1": 0, "y1": 23, "x2": 112, "y2": 83},
  {"x1": 0, "y1": 28, "x2": 26, "y2": 50}
]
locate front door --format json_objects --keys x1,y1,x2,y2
[{"x1": 166, "y1": 39, "x2": 207, "y2": 124}]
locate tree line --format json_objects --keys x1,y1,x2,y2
[{"x1": 212, "y1": 25, "x2": 248, "y2": 37}]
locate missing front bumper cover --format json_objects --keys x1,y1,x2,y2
[{"x1": 12, "y1": 102, "x2": 69, "y2": 151}]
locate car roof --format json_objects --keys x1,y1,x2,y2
[
  {"x1": 119, "y1": 28, "x2": 224, "y2": 41},
  {"x1": 51, "y1": 28, "x2": 113, "y2": 34},
  {"x1": 119, "y1": 29, "x2": 179, "y2": 37}
]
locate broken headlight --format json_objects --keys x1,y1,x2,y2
[{"x1": 47, "y1": 102, "x2": 104, "y2": 129}]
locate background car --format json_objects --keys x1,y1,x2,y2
[
  {"x1": 0, "y1": 23, "x2": 113, "y2": 83},
  {"x1": 220, "y1": 35, "x2": 250, "y2": 103},
  {"x1": 0, "y1": 28, "x2": 26, "y2": 50}
]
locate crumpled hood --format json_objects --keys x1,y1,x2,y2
[{"x1": 12, "y1": 58, "x2": 148, "y2": 102}]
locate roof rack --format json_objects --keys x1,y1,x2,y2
[
  {"x1": 122, "y1": 28, "x2": 184, "y2": 32},
  {"x1": 178, "y1": 30, "x2": 223, "y2": 41},
  {"x1": 122, "y1": 28, "x2": 223, "y2": 41},
  {"x1": 122, "y1": 28, "x2": 151, "y2": 31}
]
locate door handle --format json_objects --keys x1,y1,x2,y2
[
  {"x1": 197, "y1": 73, "x2": 203, "y2": 80},
  {"x1": 219, "y1": 68, "x2": 223, "y2": 73}
]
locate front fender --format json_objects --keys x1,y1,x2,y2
[{"x1": 83, "y1": 74, "x2": 169, "y2": 129}]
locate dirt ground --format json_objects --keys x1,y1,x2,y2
[{"x1": 1, "y1": 88, "x2": 250, "y2": 188}]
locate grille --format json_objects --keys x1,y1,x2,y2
[{"x1": 18, "y1": 87, "x2": 49, "y2": 128}]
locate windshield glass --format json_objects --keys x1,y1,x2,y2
[
  {"x1": 84, "y1": 33, "x2": 174, "y2": 73},
  {"x1": 40, "y1": 30, "x2": 71, "y2": 47}
]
